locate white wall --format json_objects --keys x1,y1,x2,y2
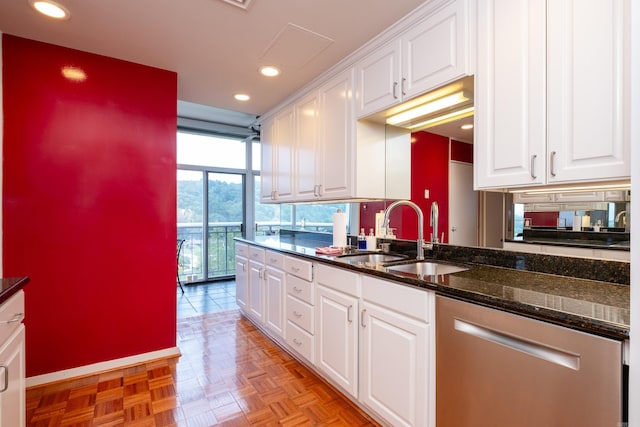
[{"x1": 630, "y1": 1, "x2": 639, "y2": 424}]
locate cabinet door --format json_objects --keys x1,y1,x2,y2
[
  {"x1": 354, "y1": 39, "x2": 402, "y2": 118},
  {"x1": 316, "y1": 285, "x2": 359, "y2": 398},
  {"x1": 0, "y1": 326, "x2": 25, "y2": 427},
  {"x1": 360, "y1": 303, "x2": 430, "y2": 427},
  {"x1": 259, "y1": 118, "x2": 275, "y2": 202},
  {"x1": 265, "y1": 266, "x2": 285, "y2": 338},
  {"x1": 235, "y1": 256, "x2": 248, "y2": 311},
  {"x1": 402, "y1": 0, "x2": 469, "y2": 98},
  {"x1": 295, "y1": 90, "x2": 320, "y2": 200},
  {"x1": 248, "y1": 260, "x2": 265, "y2": 323},
  {"x1": 546, "y1": 0, "x2": 630, "y2": 183},
  {"x1": 475, "y1": 0, "x2": 546, "y2": 189},
  {"x1": 273, "y1": 106, "x2": 295, "y2": 201},
  {"x1": 318, "y1": 69, "x2": 354, "y2": 200}
]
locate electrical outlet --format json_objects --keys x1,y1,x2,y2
[{"x1": 424, "y1": 189, "x2": 430, "y2": 199}]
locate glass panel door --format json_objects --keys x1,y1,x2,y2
[
  {"x1": 177, "y1": 170, "x2": 204, "y2": 282},
  {"x1": 208, "y1": 172, "x2": 244, "y2": 279}
]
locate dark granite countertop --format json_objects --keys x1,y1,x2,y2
[
  {"x1": 236, "y1": 237, "x2": 629, "y2": 340},
  {"x1": 0, "y1": 276, "x2": 29, "y2": 304}
]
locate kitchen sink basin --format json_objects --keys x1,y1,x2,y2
[
  {"x1": 386, "y1": 261, "x2": 468, "y2": 276},
  {"x1": 337, "y1": 253, "x2": 407, "y2": 264}
]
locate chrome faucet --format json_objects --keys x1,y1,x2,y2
[
  {"x1": 430, "y1": 201, "x2": 439, "y2": 244},
  {"x1": 382, "y1": 200, "x2": 426, "y2": 260}
]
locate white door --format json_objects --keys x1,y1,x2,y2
[
  {"x1": 448, "y1": 161, "x2": 478, "y2": 246},
  {"x1": 0, "y1": 327, "x2": 25, "y2": 427},
  {"x1": 248, "y1": 260, "x2": 265, "y2": 323},
  {"x1": 295, "y1": 91, "x2": 319, "y2": 200},
  {"x1": 360, "y1": 303, "x2": 429, "y2": 427},
  {"x1": 264, "y1": 266, "x2": 285, "y2": 338},
  {"x1": 235, "y1": 256, "x2": 248, "y2": 311},
  {"x1": 316, "y1": 285, "x2": 359, "y2": 397}
]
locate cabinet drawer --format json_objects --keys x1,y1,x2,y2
[
  {"x1": 286, "y1": 321, "x2": 314, "y2": 363},
  {"x1": 286, "y1": 275, "x2": 313, "y2": 304},
  {"x1": 287, "y1": 295, "x2": 314, "y2": 334},
  {"x1": 235, "y1": 242, "x2": 248, "y2": 257},
  {"x1": 0, "y1": 291, "x2": 25, "y2": 345},
  {"x1": 284, "y1": 256, "x2": 313, "y2": 281},
  {"x1": 315, "y1": 264, "x2": 359, "y2": 297},
  {"x1": 249, "y1": 246, "x2": 265, "y2": 263},
  {"x1": 265, "y1": 250, "x2": 285, "y2": 269},
  {"x1": 361, "y1": 276, "x2": 432, "y2": 322}
]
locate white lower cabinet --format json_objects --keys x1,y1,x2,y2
[
  {"x1": 315, "y1": 264, "x2": 435, "y2": 427},
  {"x1": 315, "y1": 265, "x2": 359, "y2": 398},
  {"x1": 359, "y1": 275, "x2": 434, "y2": 427},
  {"x1": 248, "y1": 259, "x2": 265, "y2": 323},
  {"x1": 0, "y1": 291, "x2": 26, "y2": 427},
  {"x1": 234, "y1": 243, "x2": 248, "y2": 311},
  {"x1": 264, "y1": 251, "x2": 286, "y2": 338},
  {"x1": 284, "y1": 256, "x2": 315, "y2": 364}
]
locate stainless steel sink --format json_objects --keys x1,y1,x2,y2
[
  {"x1": 337, "y1": 253, "x2": 407, "y2": 264},
  {"x1": 387, "y1": 261, "x2": 468, "y2": 276}
]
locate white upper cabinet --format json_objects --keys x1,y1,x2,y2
[
  {"x1": 317, "y1": 68, "x2": 354, "y2": 200},
  {"x1": 260, "y1": 107, "x2": 295, "y2": 202},
  {"x1": 475, "y1": 0, "x2": 630, "y2": 190},
  {"x1": 546, "y1": 0, "x2": 630, "y2": 184},
  {"x1": 355, "y1": 0, "x2": 472, "y2": 118},
  {"x1": 295, "y1": 90, "x2": 320, "y2": 200}
]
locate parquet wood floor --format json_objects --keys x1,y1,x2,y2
[{"x1": 26, "y1": 308, "x2": 380, "y2": 426}]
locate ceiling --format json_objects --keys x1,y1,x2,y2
[{"x1": 0, "y1": 0, "x2": 426, "y2": 125}]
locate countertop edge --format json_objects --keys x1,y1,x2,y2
[
  {"x1": 236, "y1": 238, "x2": 629, "y2": 341},
  {"x1": 0, "y1": 276, "x2": 30, "y2": 305}
]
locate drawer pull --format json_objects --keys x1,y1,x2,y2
[
  {"x1": 293, "y1": 286, "x2": 302, "y2": 293},
  {"x1": 0, "y1": 313, "x2": 24, "y2": 324},
  {"x1": 291, "y1": 266, "x2": 300, "y2": 273},
  {"x1": 293, "y1": 338, "x2": 302, "y2": 347},
  {"x1": 0, "y1": 365, "x2": 7, "y2": 393},
  {"x1": 269, "y1": 258, "x2": 277, "y2": 263},
  {"x1": 293, "y1": 311, "x2": 302, "y2": 318}
]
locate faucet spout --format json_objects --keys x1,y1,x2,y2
[
  {"x1": 382, "y1": 200, "x2": 425, "y2": 260},
  {"x1": 430, "y1": 201, "x2": 439, "y2": 244}
]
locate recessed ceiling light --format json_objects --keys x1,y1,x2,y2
[
  {"x1": 260, "y1": 66, "x2": 281, "y2": 77},
  {"x1": 234, "y1": 93, "x2": 250, "y2": 102},
  {"x1": 29, "y1": 0, "x2": 70, "y2": 19},
  {"x1": 461, "y1": 124, "x2": 474, "y2": 130}
]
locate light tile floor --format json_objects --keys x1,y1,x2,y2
[{"x1": 176, "y1": 280, "x2": 238, "y2": 319}]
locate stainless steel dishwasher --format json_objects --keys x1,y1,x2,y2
[{"x1": 436, "y1": 296, "x2": 624, "y2": 427}]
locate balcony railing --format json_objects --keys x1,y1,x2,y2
[{"x1": 177, "y1": 221, "x2": 281, "y2": 282}]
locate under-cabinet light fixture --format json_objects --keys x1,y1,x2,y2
[
  {"x1": 29, "y1": 0, "x2": 70, "y2": 19},
  {"x1": 406, "y1": 107, "x2": 475, "y2": 130},
  {"x1": 510, "y1": 182, "x2": 631, "y2": 194},
  {"x1": 386, "y1": 90, "x2": 471, "y2": 127}
]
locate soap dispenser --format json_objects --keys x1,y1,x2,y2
[
  {"x1": 366, "y1": 228, "x2": 377, "y2": 251},
  {"x1": 358, "y1": 228, "x2": 367, "y2": 249}
]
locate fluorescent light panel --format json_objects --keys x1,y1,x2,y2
[{"x1": 386, "y1": 90, "x2": 470, "y2": 126}]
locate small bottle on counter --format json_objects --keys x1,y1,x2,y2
[
  {"x1": 366, "y1": 228, "x2": 377, "y2": 251},
  {"x1": 358, "y1": 228, "x2": 367, "y2": 249}
]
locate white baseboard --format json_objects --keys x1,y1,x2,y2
[{"x1": 26, "y1": 346, "x2": 182, "y2": 388}]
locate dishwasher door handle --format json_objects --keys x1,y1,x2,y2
[{"x1": 454, "y1": 319, "x2": 580, "y2": 370}]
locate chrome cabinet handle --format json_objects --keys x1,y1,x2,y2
[
  {"x1": 293, "y1": 338, "x2": 302, "y2": 346},
  {"x1": 550, "y1": 151, "x2": 557, "y2": 177},
  {"x1": 361, "y1": 309, "x2": 367, "y2": 328},
  {"x1": 401, "y1": 77, "x2": 406, "y2": 96},
  {"x1": 291, "y1": 266, "x2": 300, "y2": 273},
  {"x1": 530, "y1": 154, "x2": 537, "y2": 179},
  {"x1": 393, "y1": 82, "x2": 398, "y2": 99},
  {"x1": 347, "y1": 305, "x2": 353, "y2": 323},
  {"x1": 293, "y1": 310, "x2": 302, "y2": 318},
  {"x1": 0, "y1": 313, "x2": 24, "y2": 324},
  {"x1": 316, "y1": 184, "x2": 322, "y2": 197},
  {"x1": 293, "y1": 286, "x2": 302, "y2": 293},
  {"x1": 0, "y1": 365, "x2": 7, "y2": 393}
]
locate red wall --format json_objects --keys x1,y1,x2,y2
[
  {"x1": 408, "y1": 131, "x2": 450, "y2": 242},
  {"x1": 2, "y1": 35, "x2": 178, "y2": 377}
]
